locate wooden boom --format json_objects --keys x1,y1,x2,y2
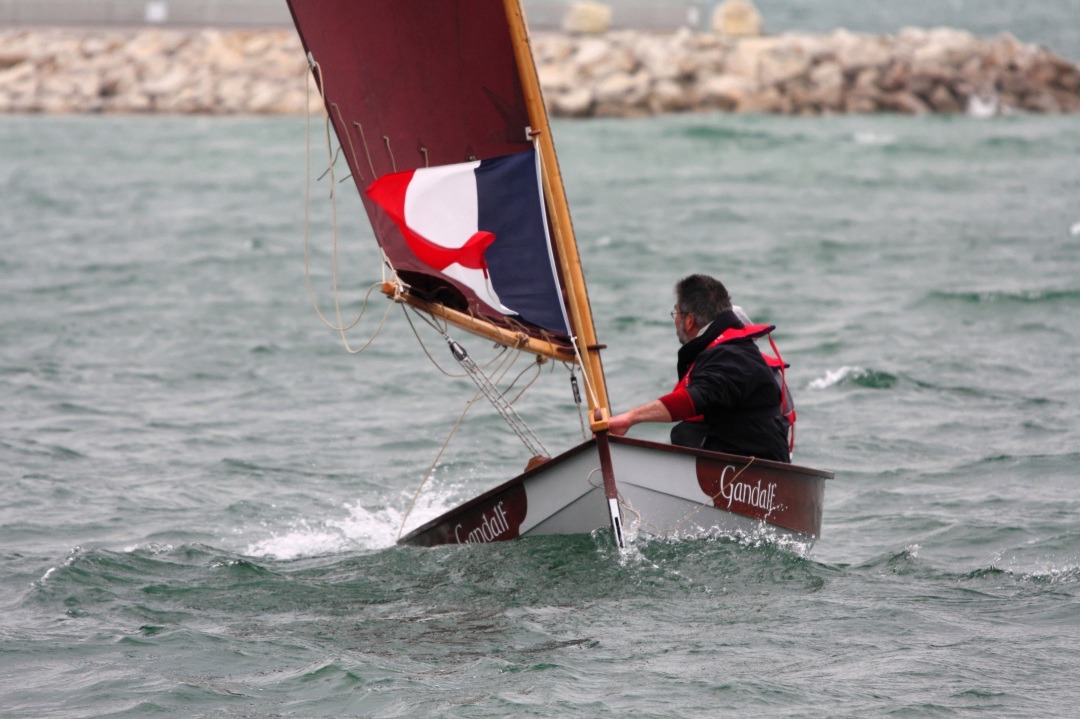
[{"x1": 382, "y1": 282, "x2": 577, "y2": 364}]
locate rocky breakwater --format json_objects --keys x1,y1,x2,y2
[
  {"x1": 537, "y1": 27, "x2": 1080, "y2": 117},
  {"x1": 0, "y1": 28, "x2": 312, "y2": 114},
  {"x1": 0, "y1": 26, "x2": 1078, "y2": 117}
]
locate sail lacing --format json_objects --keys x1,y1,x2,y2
[
  {"x1": 305, "y1": 57, "x2": 556, "y2": 448},
  {"x1": 304, "y1": 55, "x2": 400, "y2": 354},
  {"x1": 329, "y1": 102, "x2": 365, "y2": 183},
  {"x1": 381, "y1": 135, "x2": 397, "y2": 172},
  {"x1": 351, "y1": 121, "x2": 379, "y2": 180}
]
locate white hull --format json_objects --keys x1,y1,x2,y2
[{"x1": 399, "y1": 436, "x2": 830, "y2": 548}]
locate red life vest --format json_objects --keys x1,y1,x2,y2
[{"x1": 673, "y1": 323, "x2": 797, "y2": 453}]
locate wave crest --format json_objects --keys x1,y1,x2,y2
[{"x1": 809, "y1": 366, "x2": 896, "y2": 390}]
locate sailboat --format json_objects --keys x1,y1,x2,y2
[{"x1": 285, "y1": 0, "x2": 831, "y2": 550}]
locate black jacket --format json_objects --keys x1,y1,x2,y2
[{"x1": 673, "y1": 310, "x2": 791, "y2": 462}]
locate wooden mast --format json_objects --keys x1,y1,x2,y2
[
  {"x1": 501, "y1": 0, "x2": 610, "y2": 430},
  {"x1": 502, "y1": 0, "x2": 625, "y2": 548}
]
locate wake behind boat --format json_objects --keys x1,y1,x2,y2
[{"x1": 284, "y1": 0, "x2": 832, "y2": 550}]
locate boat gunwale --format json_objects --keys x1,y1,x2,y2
[{"x1": 612, "y1": 436, "x2": 836, "y2": 479}]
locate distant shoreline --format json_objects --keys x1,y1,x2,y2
[{"x1": 1, "y1": 27, "x2": 1077, "y2": 117}]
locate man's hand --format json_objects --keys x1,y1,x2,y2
[
  {"x1": 608, "y1": 412, "x2": 633, "y2": 436},
  {"x1": 605, "y1": 401, "x2": 673, "y2": 437}
]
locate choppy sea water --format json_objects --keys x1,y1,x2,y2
[{"x1": 2, "y1": 112, "x2": 1079, "y2": 718}]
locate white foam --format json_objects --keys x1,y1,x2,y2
[
  {"x1": 122, "y1": 542, "x2": 175, "y2": 554},
  {"x1": 1069, "y1": 221, "x2": 1080, "y2": 237},
  {"x1": 243, "y1": 484, "x2": 468, "y2": 559},
  {"x1": 853, "y1": 132, "x2": 897, "y2": 146},
  {"x1": 394, "y1": 482, "x2": 474, "y2": 535},
  {"x1": 808, "y1": 365, "x2": 867, "y2": 390},
  {"x1": 34, "y1": 546, "x2": 82, "y2": 586},
  {"x1": 327, "y1": 501, "x2": 404, "y2": 549},
  {"x1": 966, "y1": 92, "x2": 999, "y2": 118},
  {"x1": 244, "y1": 518, "x2": 357, "y2": 560}
]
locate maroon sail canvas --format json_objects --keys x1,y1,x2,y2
[{"x1": 287, "y1": 0, "x2": 568, "y2": 335}]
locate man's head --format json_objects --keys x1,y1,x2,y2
[{"x1": 673, "y1": 274, "x2": 732, "y2": 344}]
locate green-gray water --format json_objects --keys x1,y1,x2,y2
[{"x1": 2, "y1": 112, "x2": 1079, "y2": 717}]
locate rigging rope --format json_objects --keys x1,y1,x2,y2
[
  {"x1": 502, "y1": 357, "x2": 545, "y2": 407},
  {"x1": 568, "y1": 367, "x2": 589, "y2": 440},
  {"x1": 397, "y1": 385, "x2": 484, "y2": 541},
  {"x1": 302, "y1": 56, "x2": 576, "y2": 537},
  {"x1": 446, "y1": 337, "x2": 548, "y2": 459},
  {"x1": 395, "y1": 324, "x2": 550, "y2": 539},
  {"x1": 400, "y1": 305, "x2": 469, "y2": 378},
  {"x1": 401, "y1": 303, "x2": 548, "y2": 456},
  {"x1": 401, "y1": 303, "x2": 552, "y2": 457},
  {"x1": 303, "y1": 56, "x2": 394, "y2": 354}
]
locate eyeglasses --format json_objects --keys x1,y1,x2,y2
[{"x1": 670, "y1": 307, "x2": 682, "y2": 319}]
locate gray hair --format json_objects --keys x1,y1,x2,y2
[{"x1": 675, "y1": 274, "x2": 732, "y2": 324}]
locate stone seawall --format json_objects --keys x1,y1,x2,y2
[{"x1": 1, "y1": 26, "x2": 1078, "y2": 117}]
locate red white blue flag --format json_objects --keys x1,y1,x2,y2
[{"x1": 366, "y1": 149, "x2": 569, "y2": 335}]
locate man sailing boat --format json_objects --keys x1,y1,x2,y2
[
  {"x1": 287, "y1": 0, "x2": 827, "y2": 548},
  {"x1": 609, "y1": 274, "x2": 793, "y2": 463}
]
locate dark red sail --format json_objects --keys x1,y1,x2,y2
[{"x1": 287, "y1": 0, "x2": 569, "y2": 337}]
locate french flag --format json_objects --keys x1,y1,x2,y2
[{"x1": 366, "y1": 149, "x2": 569, "y2": 335}]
